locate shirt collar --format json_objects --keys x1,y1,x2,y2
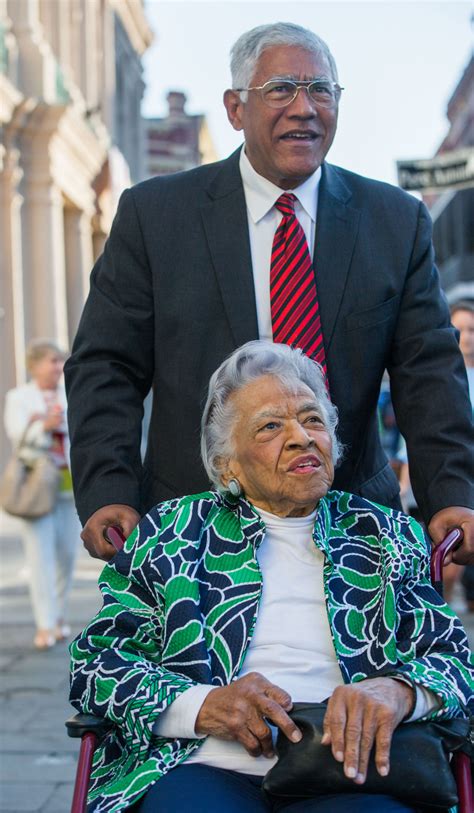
[{"x1": 239, "y1": 145, "x2": 321, "y2": 225}]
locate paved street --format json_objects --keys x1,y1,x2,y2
[
  {"x1": 0, "y1": 511, "x2": 102, "y2": 813},
  {"x1": 1, "y1": 509, "x2": 473, "y2": 813}
]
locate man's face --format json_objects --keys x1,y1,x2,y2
[
  {"x1": 224, "y1": 45, "x2": 339, "y2": 189},
  {"x1": 451, "y1": 308, "x2": 474, "y2": 366}
]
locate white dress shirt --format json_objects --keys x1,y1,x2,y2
[{"x1": 239, "y1": 145, "x2": 321, "y2": 342}]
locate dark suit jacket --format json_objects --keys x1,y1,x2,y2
[{"x1": 65, "y1": 149, "x2": 474, "y2": 525}]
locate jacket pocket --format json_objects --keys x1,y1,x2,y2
[{"x1": 345, "y1": 295, "x2": 400, "y2": 333}]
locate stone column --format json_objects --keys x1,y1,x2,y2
[
  {"x1": 79, "y1": 0, "x2": 99, "y2": 111},
  {"x1": 8, "y1": 0, "x2": 56, "y2": 101},
  {"x1": 0, "y1": 145, "x2": 26, "y2": 467},
  {"x1": 16, "y1": 100, "x2": 70, "y2": 348},
  {"x1": 21, "y1": 174, "x2": 68, "y2": 347},
  {"x1": 1, "y1": 0, "x2": 19, "y2": 84},
  {"x1": 101, "y1": 0, "x2": 116, "y2": 137},
  {"x1": 63, "y1": 206, "x2": 94, "y2": 345}
]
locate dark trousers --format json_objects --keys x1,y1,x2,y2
[{"x1": 131, "y1": 764, "x2": 418, "y2": 812}]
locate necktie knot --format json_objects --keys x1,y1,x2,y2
[{"x1": 275, "y1": 193, "x2": 297, "y2": 216}]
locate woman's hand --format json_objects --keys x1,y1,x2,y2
[
  {"x1": 195, "y1": 672, "x2": 302, "y2": 758},
  {"x1": 321, "y1": 677, "x2": 414, "y2": 784},
  {"x1": 43, "y1": 408, "x2": 64, "y2": 432}
]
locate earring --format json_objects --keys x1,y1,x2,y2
[{"x1": 227, "y1": 478, "x2": 243, "y2": 498}]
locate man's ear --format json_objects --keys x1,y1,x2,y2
[{"x1": 223, "y1": 89, "x2": 244, "y2": 132}]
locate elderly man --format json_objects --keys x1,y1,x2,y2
[{"x1": 65, "y1": 22, "x2": 474, "y2": 562}]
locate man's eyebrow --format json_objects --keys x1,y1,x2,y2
[{"x1": 267, "y1": 74, "x2": 329, "y2": 82}]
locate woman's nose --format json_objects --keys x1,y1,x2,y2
[{"x1": 286, "y1": 422, "x2": 313, "y2": 446}]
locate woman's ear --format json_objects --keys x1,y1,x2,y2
[
  {"x1": 216, "y1": 456, "x2": 231, "y2": 489},
  {"x1": 223, "y1": 89, "x2": 244, "y2": 132}
]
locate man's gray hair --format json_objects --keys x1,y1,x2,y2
[
  {"x1": 230, "y1": 22, "x2": 338, "y2": 96},
  {"x1": 201, "y1": 340, "x2": 342, "y2": 491}
]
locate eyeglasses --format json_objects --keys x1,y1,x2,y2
[{"x1": 236, "y1": 79, "x2": 344, "y2": 109}]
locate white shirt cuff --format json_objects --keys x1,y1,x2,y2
[
  {"x1": 151, "y1": 684, "x2": 215, "y2": 739},
  {"x1": 405, "y1": 685, "x2": 441, "y2": 722}
]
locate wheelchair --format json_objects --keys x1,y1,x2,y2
[{"x1": 66, "y1": 528, "x2": 473, "y2": 813}]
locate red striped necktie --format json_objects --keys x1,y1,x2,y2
[{"x1": 270, "y1": 193, "x2": 327, "y2": 379}]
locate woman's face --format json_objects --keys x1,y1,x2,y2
[
  {"x1": 30, "y1": 351, "x2": 64, "y2": 390},
  {"x1": 224, "y1": 374, "x2": 334, "y2": 517}
]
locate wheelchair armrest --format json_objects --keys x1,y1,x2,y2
[{"x1": 66, "y1": 713, "x2": 113, "y2": 740}]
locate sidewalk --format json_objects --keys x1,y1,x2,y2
[
  {"x1": 1, "y1": 510, "x2": 473, "y2": 813},
  {"x1": 0, "y1": 511, "x2": 102, "y2": 813}
]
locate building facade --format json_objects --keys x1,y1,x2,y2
[
  {"x1": 145, "y1": 90, "x2": 217, "y2": 177},
  {"x1": 0, "y1": 0, "x2": 153, "y2": 470},
  {"x1": 425, "y1": 56, "x2": 474, "y2": 303}
]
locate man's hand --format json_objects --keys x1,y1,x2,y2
[
  {"x1": 321, "y1": 677, "x2": 413, "y2": 785},
  {"x1": 81, "y1": 504, "x2": 140, "y2": 561},
  {"x1": 428, "y1": 506, "x2": 474, "y2": 565},
  {"x1": 195, "y1": 672, "x2": 302, "y2": 758}
]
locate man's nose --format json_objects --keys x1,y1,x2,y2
[{"x1": 286, "y1": 86, "x2": 318, "y2": 117}]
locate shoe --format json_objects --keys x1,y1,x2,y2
[
  {"x1": 55, "y1": 623, "x2": 71, "y2": 642},
  {"x1": 34, "y1": 630, "x2": 56, "y2": 650}
]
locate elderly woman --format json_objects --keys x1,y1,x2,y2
[
  {"x1": 4, "y1": 339, "x2": 81, "y2": 649},
  {"x1": 70, "y1": 341, "x2": 472, "y2": 813}
]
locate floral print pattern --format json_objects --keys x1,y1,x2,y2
[{"x1": 69, "y1": 491, "x2": 473, "y2": 812}]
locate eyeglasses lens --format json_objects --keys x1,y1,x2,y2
[{"x1": 262, "y1": 80, "x2": 339, "y2": 109}]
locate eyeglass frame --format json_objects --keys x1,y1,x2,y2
[{"x1": 235, "y1": 78, "x2": 344, "y2": 109}]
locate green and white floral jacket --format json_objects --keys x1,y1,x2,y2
[{"x1": 69, "y1": 490, "x2": 473, "y2": 812}]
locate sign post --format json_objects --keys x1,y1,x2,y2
[{"x1": 397, "y1": 148, "x2": 474, "y2": 192}]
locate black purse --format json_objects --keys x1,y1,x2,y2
[{"x1": 262, "y1": 702, "x2": 471, "y2": 809}]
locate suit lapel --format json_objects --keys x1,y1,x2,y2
[
  {"x1": 200, "y1": 149, "x2": 259, "y2": 347},
  {"x1": 314, "y1": 164, "x2": 361, "y2": 352},
  {"x1": 200, "y1": 155, "x2": 361, "y2": 352}
]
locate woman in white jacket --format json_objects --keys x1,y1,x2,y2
[{"x1": 4, "y1": 339, "x2": 81, "y2": 650}]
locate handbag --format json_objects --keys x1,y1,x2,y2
[
  {"x1": 0, "y1": 435, "x2": 60, "y2": 519},
  {"x1": 262, "y1": 702, "x2": 472, "y2": 809}
]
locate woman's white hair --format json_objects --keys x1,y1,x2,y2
[
  {"x1": 26, "y1": 338, "x2": 67, "y2": 373},
  {"x1": 201, "y1": 340, "x2": 343, "y2": 491},
  {"x1": 230, "y1": 22, "x2": 338, "y2": 98}
]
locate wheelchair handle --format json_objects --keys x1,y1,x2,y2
[
  {"x1": 430, "y1": 527, "x2": 463, "y2": 593},
  {"x1": 104, "y1": 525, "x2": 126, "y2": 552}
]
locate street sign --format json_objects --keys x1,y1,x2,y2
[{"x1": 397, "y1": 148, "x2": 474, "y2": 192}]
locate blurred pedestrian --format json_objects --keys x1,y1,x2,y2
[
  {"x1": 396, "y1": 438, "x2": 422, "y2": 523},
  {"x1": 447, "y1": 301, "x2": 474, "y2": 609},
  {"x1": 451, "y1": 301, "x2": 474, "y2": 411},
  {"x1": 3, "y1": 339, "x2": 81, "y2": 649},
  {"x1": 377, "y1": 384, "x2": 401, "y2": 480}
]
